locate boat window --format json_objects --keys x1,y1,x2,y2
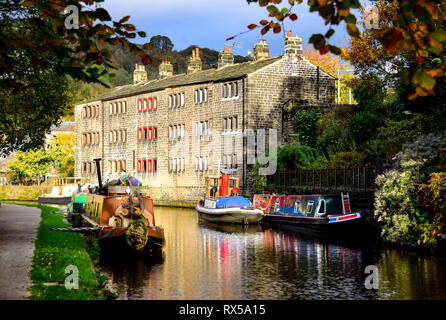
[
  {"x1": 293, "y1": 201, "x2": 300, "y2": 213},
  {"x1": 318, "y1": 199, "x2": 326, "y2": 214},
  {"x1": 306, "y1": 201, "x2": 314, "y2": 214}
]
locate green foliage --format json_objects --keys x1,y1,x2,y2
[
  {"x1": 0, "y1": 54, "x2": 71, "y2": 156},
  {"x1": 375, "y1": 134, "x2": 446, "y2": 248},
  {"x1": 7, "y1": 146, "x2": 61, "y2": 184},
  {"x1": 0, "y1": 0, "x2": 152, "y2": 90},
  {"x1": 348, "y1": 111, "x2": 383, "y2": 148},
  {"x1": 316, "y1": 112, "x2": 349, "y2": 156},
  {"x1": 350, "y1": 73, "x2": 385, "y2": 112},
  {"x1": 377, "y1": 118, "x2": 417, "y2": 157},
  {"x1": 328, "y1": 151, "x2": 365, "y2": 168},
  {"x1": 28, "y1": 205, "x2": 106, "y2": 300},
  {"x1": 277, "y1": 145, "x2": 320, "y2": 170},
  {"x1": 293, "y1": 109, "x2": 321, "y2": 148},
  {"x1": 248, "y1": 162, "x2": 267, "y2": 194},
  {"x1": 415, "y1": 172, "x2": 446, "y2": 246}
]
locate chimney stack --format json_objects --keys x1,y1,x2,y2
[
  {"x1": 133, "y1": 64, "x2": 147, "y2": 85},
  {"x1": 187, "y1": 47, "x2": 202, "y2": 74},
  {"x1": 218, "y1": 47, "x2": 234, "y2": 68},
  {"x1": 284, "y1": 30, "x2": 303, "y2": 57},
  {"x1": 159, "y1": 61, "x2": 173, "y2": 79},
  {"x1": 253, "y1": 40, "x2": 269, "y2": 61}
]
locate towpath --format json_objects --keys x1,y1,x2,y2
[{"x1": 0, "y1": 203, "x2": 41, "y2": 299}]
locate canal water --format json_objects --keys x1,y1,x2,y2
[{"x1": 99, "y1": 206, "x2": 446, "y2": 300}]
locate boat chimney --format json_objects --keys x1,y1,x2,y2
[{"x1": 93, "y1": 158, "x2": 103, "y2": 194}]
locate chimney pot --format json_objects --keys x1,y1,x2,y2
[
  {"x1": 133, "y1": 64, "x2": 147, "y2": 84},
  {"x1": 287, "y1": 30, "x2": 292, "y2": 38}
]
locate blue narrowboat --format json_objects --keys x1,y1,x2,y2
[{"x1": 252, "y1": 192, "x2": 362, "y2": 234}]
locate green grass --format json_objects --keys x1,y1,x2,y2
[{"x1": 24, "y1": 204, "x2": 108, "y2": 300}]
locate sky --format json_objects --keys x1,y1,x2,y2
[{"x1": 101, "y1": 0, "x2": 358, "y2": 57}]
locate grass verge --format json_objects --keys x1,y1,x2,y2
[{"x1": 24, "y1": 204, "x2": 108, "y2": 300}]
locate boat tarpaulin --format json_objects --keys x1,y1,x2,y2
[{"x1": 216, "y1": 196, "x2": 253, "y2": 208}]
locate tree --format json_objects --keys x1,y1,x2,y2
[
  {"x1": 7, "y1": 146, "x2": 61, "y2": 185},
  {"x1": 150, "y1": 35, "x2": 174, "y2": 54},
  {"x1": 0, "y1": 53, "x2": 72, "y2": 156},
  {"x1": 243, "y1": 0, "x2": 446, "y2": 100},
  {"x1": 0, "y1": 0, "x2": 153, "y2": 90},
  {"x1": 49, "y1": 133, "x2": 75, "y2": 177}
]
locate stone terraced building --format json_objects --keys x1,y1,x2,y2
[{"x1": 75, "y1": 32, "x2": 335, "y2": 205}]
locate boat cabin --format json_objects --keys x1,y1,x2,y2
[
  {"x1": 205, "y1": 175, "x2": 239, "y2": 198},
  {"x1": 253, "y1": 193, "x2": 352, "y2": 218}
]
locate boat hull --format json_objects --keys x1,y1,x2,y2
[
  {"x1": 195, "y1": 205, "x2": 264, "y2": 224},
  {"x1": 261, "y1": 212, "x2": 362, "y2": 236},
  {"x1": 38, "y1": 196, "x2": 72, "y2": 205}
]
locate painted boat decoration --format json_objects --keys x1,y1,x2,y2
[
  {"x1": 252, "y1": 192, "x2": 361, "y2": 234},
  {"x1": 196, "y1": 170, "x2": 264, "y2": 225},
  {"x1": 56, "y1": 159, "x2": 164, "y2": 253},
  {"x1": 38, "y1": 177, "x2": 85, "y2": 205}
]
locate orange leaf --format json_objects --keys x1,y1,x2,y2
[{"x1": 426, "y1": 68, "x2": 444, "y2": 78}]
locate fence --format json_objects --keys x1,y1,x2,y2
[{"x1": 266, "y1": 167, "x2": 384, "y2": 193}]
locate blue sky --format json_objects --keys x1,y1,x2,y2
[{"x1": 101, "y1": 0, "x2": 359, "y2": 57}]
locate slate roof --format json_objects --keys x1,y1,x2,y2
[{"x1": 86, "y1": 56, "x2": 282, "y2": 103}]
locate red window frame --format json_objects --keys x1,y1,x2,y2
[
  {"x1": 138, "y1": 99, "x2": 142, "y2": 112},
  {"x1": 153, "y1": 97, "x2": 157, "y2": 110},
  {"x1": 138, "y1": 128, "x2": 142, "y2": 141},
  {"x1": 153, "y1": 159, "x2": 157, "y2": 173},
  {"x1": 143, "y1": 98, "x2": 148, "y2": 112},
  {"x1": 147, "y1": 159, "x2": 152, "y2": 172},
  {"x1": 142, "y1": 159, "x2": 147, "y2": 172},
  {"x1": 147, "y1": 127, "x2": 152, "y2": 141},
  {"x1": 153, "y1": 127, "x2": 158, "y2": 140},
  {"x1": 137, "y1": 160, "x2": 142, "y2": 173},
  {"x1": 82, "y1": 107, "x2": 86, "y2": 119},
  {"x1": 148, "y1": 98, "x2": 152, "y2": 111},
  {"x1": 143, "y1": 127, "x2": 148, "y2": 140}
]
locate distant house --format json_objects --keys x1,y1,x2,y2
[{"x1": 74, "y1": 32, "x2": 336, "y2": 204}]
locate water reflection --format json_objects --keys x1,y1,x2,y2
[{"x1": 99, "y1": 207, "x2": 446, "y2": 300}]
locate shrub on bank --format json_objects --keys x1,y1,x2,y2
[
  {"x1": 375, "y1": 134, "x2": 446, "y2": 249},
  {"x1": 0, "y1": 185, "x2": 51, "y2": 201}
]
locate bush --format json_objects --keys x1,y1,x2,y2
[
  {"x1": 377, "y1": 118, "x2": 417, "y2": 157},
  {"x1": 277, "y1": 145, "x2": 320, "y2": 170},
  {"x1": 415, "y1": 172, "x2": 446, "y2": 246},
  {"x1": 293, "y1": 109, "x2": 321, "y2": 148},
  {"x1": 316, "y1": 112, "x2": 349, "y2": 156},
  {"x1": 348, "y1": 111, "x2": 383, "y2": 148},
  {"x1": 328, "y1": 151, "x2": 365, "y2": 168},
  {"x1": 375, "y1": 134, "x2": 446, "y2": 248}
]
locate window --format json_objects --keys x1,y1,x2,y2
[
  {"x1": 204, "y1": 88, "x2": 208, "y2": 102},
  {"x1": 204, "y1": 121, "x2": 208, "y2": 136},
  {"x1": 143, "y1": 128, "x2": 148, "y2": 140},
  {"x1": 223, "y1": 118, "x2": 228, "y2": 132},
  {"x1": 153, "y1": 127, "x2": 158, "y2": 140},
  {"x1": 199, "y1": 89, "x2": 203, "y2": 103},
  {"x1": 180, "y1": 158, "x2": 184, "y2": 171},
  {"x1": 137, "y1": 160, "x2": 142, "y2": 173},
  {"x1": 168, "y1": 95, "x2": 172, "y2": 108},
  {"x1": 142, "y1": 159, "x2": 147, "y2": 172},
  {"x1": 153, "y1": 159, "x2": 157, "y2": 173},
  {"x1": 318, "y1": 200, "x2": 326, "y2": 215},
  {"x1": 223, "y1": 84, "x2": 228, "y2": 98},
  {"x1": 138, "y1": 128, "x2": 142, "y2": 141},
  {"x1": 194, "y1": 90, "x2": 198, "y2": 104},
  {"x1": 306, "y1": 201, "x2": 314, "y2": 214},
  {"x1": 180, "y1": 93, "x2": 184, "y2": 107},
  {"x1": 204, "y1": 156, "x2": 208, "y2": 171},
  {"x1": 121, "y1": 160, "x2": 126, "y2": 172},
  {"x1": 147, "y1": 159, "x2": 152, "y2": 172},
  {"x1": 82, "y1": 107, "x2": 86, "y2": 119},
  {"x1": 195, "y1": 157, "x2": 199, "y2": 171},
  {"x1": 153, "y1": 98, "x2": 157, "y2": 110},
  {"x1": 138, "y1": 99, "x2": 143, "y2": 112},
  {"x1": 143, "y1": 98, "x2": 148, "y2": 112},
  {"x1": 148, "y1": 98, "x2": 152, "y2": 111},
  {"x1": 148, "y1": 127, "x2": 152, "y2": 141},
  {"x1": 123, "y1": 101, "x2": 127, "y2": 113}
]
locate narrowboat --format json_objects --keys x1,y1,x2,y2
[
  {"x1": 252, "y1": 192, "x2": 361, "y2": 235},
  {"x1": 196, "y1": 170, "x2": 264, "y2": 225},
  {"x1": 38, "y1": 177, "x2": 85, "y2": 205},
  {"x1": 65, "y1": 159, "x2": 165, "y2": 253}
]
